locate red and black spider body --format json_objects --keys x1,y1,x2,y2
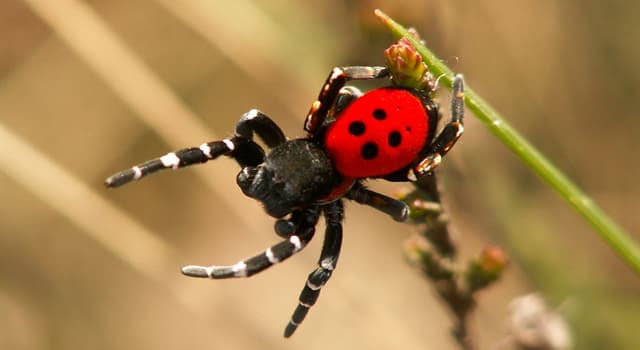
[
  {"x1": 105, "y1": 66, "x2": 464, "y2": 338},
  {"x1": 324, "y1": 87, "x2": 437, "y2": 179},
  {"x1": 237, "y1": 85, "x2": 440, "y2": 217}
]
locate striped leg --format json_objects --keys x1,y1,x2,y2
[
  {"x1": 181, "y1": 207, "x2": 321, "y2": 279},
  {"x1": 235, "y1": 109, "x2": 286, "y2": 148},
  {"x1": 104, "y1": 137, "x2": 264, "y2": 188},
  {"x1": 411, "y1": 74, "x2": 465, "y2": 178},
  {"x1": 105, "y1": 109, "x2": 286, "y2": 188},
  {"x1": 304, "y1": 66, "x2": 389, "y2": 137},
  {"x1": 346, "y1": 182, "x2": 409, "y2": 222},
  {"x1": 284, "y1": 200, "x2": 344, "y2": 338}
]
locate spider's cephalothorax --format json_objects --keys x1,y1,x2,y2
[
  {"x1": 105, "y1": 66, "x2": 464, "y2": 337},
  {"x1": 237, "y1": 139, "x2": 340, "y2": 218}
]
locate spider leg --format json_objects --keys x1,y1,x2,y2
[
  {"x1": 235, "y1": 109, "x2": 286, "y2": 148},
  {"x1": 345, "y1": 182, "x2": 409, "y2": 221},
  {"x1": 181, "y1": 207, "x2": 321, "y2": 278},
  {"x1": 284, "y1": 200, "x2": 344, "y2": 338},
  {"x1": 332, "y1": 86, "x2": 363, "y2": 117},
  {"x1": 104, "y1": 109, "x2": 287, "y2": 188},
  {"x1": 410, "y1": 74, "x2": 465, "y2": 179},
  {"x1": 304, "y1": 66, "x2": 389, "y2": 136},
  {"x1": 104, "y1": 136, "x2": 264, "y2": 188}
]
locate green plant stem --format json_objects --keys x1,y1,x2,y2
[{"x1": 375, "y1": 9, "x2": 640, "y2": 276}]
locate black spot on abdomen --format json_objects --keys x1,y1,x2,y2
[
  {"x1": 388, "y1": 131, "x2": 402, "y2": 147},
  {"x1": 372, "y1": 108, "x2": 387, "y2": 120},
  {"x1": 361, "y1": 142, "x2": 378, "y2": 160},
  {"x1": 348, "y1": 121, "x2": 365, "y2": 136}
]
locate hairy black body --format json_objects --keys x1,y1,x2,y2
[{"x1": 237, "y1": 139, "x2": 340, "y2": 218}]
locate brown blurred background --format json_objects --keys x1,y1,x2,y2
[{"x1": 1, "y1": 1, "x2": 639, "y2": 349}]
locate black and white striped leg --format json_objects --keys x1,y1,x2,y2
[
  {"x1": 104, "y1": 136, "x2": 264, "y2": 188},
  {"x1": 104, "y1": 109, "x2": 286, "y2": 188},
  {"x1": 181, "y1": 207, "x2": 321, "y2": 279},
  {"x1": 346, "y1": 182, "x2": 409, "y2": 222},
  {"x1": 284, "y1": 200, "x2": 344, "y2": 338},
  {"x1": 235, "y1": 109, "x2": 286, "y2": 148},
  {"x1": 410, "y1": 74, "x2": 465, "y2": 179},
  {"x1": 304, "y1": 66, "x2": 389, "y2": 136}
]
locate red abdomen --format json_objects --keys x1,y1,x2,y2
[{"x1": 324, "y1": 87, "x2": 429, "y2": 178}]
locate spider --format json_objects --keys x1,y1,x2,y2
[{"x1": 105, "y1": 66, "x2": 464, "y2": 337}]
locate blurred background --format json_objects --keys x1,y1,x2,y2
[{"x1": 1, "y1": 0, "x2": 639, "y2": 349}]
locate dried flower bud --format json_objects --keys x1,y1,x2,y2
[
  {"x1": 478, "y1": 246, "x2": 509, "y2": 276},
  {"x1": 384, "y1": 38, "x2": 432, "y2": 90},
  {"x1": 467, "y1": 246, "x2": 509, "y2": 291}
]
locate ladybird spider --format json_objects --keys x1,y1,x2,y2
[{"x1": 105, "y1": 66, "x2": 464, "y2": 337}]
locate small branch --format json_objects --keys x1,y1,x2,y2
[
  {"x1": 383, "y1": 24, "x2": 510, "y2": 350},
  {"x1": 404, "y1": 229, "x2": 509, "y2": 350},
  {"x1": 375, "y1": 9, "x2": 640, "y2": 277},
  {"x1": 400, "y1": 175, "x2": 508, "y2": 350}
]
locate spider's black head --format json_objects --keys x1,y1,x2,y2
[{"x1": 237, "y1": 139, "x2": 340, "y2": 218}]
